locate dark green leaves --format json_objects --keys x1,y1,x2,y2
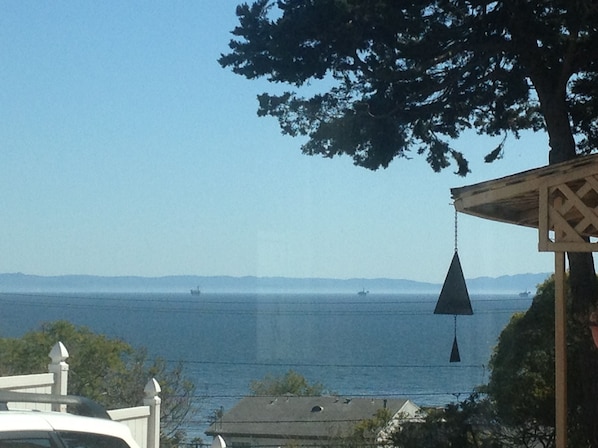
[
  {"x1": 221, "y1": 0, "x2": 598, "y2": 173},
  {"x1": 484, "y1": 138, "x2": 505, "y2": 163},
  {"x1": 249, "y1": 369, "x2": 327, "y2": 396}
]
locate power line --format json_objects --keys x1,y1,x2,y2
[
  {"x1": 184, "y1": 390, "x2": 481, "y2": 401},
  {"x1": 162, "y1": 359, "x2": 486, "y2": 369}
]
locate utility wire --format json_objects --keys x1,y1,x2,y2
[{"x1": 162, "y1": 359, "x2": 486, "y2": 369}]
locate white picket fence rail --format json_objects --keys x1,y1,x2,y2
[{"x1": 0, "y1": 342, "x2": 161, "y2": 448}]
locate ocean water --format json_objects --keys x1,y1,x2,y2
[{"x1": 0, "y1": 291, "x2": 531, "y2": 437}]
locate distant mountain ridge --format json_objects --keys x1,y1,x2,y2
[{"x1": 0, "y1": 272, "x2": 551, "y2": 294}]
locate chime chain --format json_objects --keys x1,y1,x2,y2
[{"x1": 454, "y1": 207, "x2": 458, "y2": 252}]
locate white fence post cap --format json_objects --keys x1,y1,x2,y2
[
  {"x1": 49, "y1": 342, "x2": 69, "y2": 363},
  {"x1": 144, "y1": 378, "x2": 161, "y2": 397},
  {"x1": 211, "y1": 435, "x2": 226, "y2": 448}
]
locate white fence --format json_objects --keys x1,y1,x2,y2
[{"x1": 0, "y1": 342, "x2": 161, "y2": 448}]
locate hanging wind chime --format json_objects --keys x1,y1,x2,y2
[{"x1": 434, "y1": 207, "x2": 473, "y2": 362}]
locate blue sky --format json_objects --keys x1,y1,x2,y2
[{"x1": 0, "y1": 1, "x2": 560, "y2": 283}]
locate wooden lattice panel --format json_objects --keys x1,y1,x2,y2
[{"x1": 539, "y1": 174, "x2": 598, "y2": 252}]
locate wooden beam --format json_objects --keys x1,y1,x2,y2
[{"x1": 555, "y1": 252, "x2": 567, "y2": 448}]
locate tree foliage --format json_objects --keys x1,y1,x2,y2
[
  {"x1": 390, "y1": 394, "x2": 501, "y2": 448},
  {"x1": 487, "y1": 276, "x2": 591, "y2": 447},
  {"x1": 487, "y1": 279, "x2": 556, "y2": 431},
  {"x1": 221, "y1": 0, "x2": 598, "y2": 174},
  {"x1": 0, "y1": 321, "x2": 196, "y2": 448},
  {"x1": 346, "y1": 407, "x2": 393, "y2": 448},
  {"x1": 249, "y1": 369, "x2": 327, "y2": 396}
]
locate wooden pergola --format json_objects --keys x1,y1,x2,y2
[{"x1": 451, "y1": 153, "x2": 598, "y2": 448}]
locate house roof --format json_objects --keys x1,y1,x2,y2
[
  {"x1": 205, "y1": 396, "x2": 416, "y2": 440},
  {"x1": 450, "y1": 153, "x2": 598, "y2": 237}
]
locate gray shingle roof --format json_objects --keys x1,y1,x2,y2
[{"x1": 206, "y1": 396, "x2": 414, "y2": 439}]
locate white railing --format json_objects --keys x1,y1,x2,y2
[
  {"x1": 0, "y1": 373, "x2": 54, "y2": 411},
  {"x1": 0, "y1": 342, "x2": 161, "y2": 448}
]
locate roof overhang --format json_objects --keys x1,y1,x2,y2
[{"x1": 451, "y1": 154, "x2": 598, "y2": 252}]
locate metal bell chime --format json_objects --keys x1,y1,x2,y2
[{"x1": 434, "y1": 208, "x2": 473, "y2": 362}]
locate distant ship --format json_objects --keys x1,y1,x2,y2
[
  {"x1": 190, "y1": 286, "x2": 201, "y2": 295},
  {"x1": 357, "y1": 288, "x2": 369, "y2": 296},
  {"x1": 519, "y1": 290, "x2": 532, "y2": 298}
]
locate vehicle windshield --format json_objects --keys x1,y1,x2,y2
[
  {"x1": 58, "y1": 432, "x2": 130, "y2": 448},
  {"x1": 0, "y1": 432, "x2": 129, "y2": 448},
  {"x1": 0, "y1": 436, "x2": 54, "y2": 448}
]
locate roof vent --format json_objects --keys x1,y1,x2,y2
[{"x1": 311, "y1": 405, "x2": 323, "y2": 413}]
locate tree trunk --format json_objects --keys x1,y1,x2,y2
[
  {"x1": 568, "y1": 251, "x2": 598, "y2": 443},
  {"x1": 534, "y1": 81, "x2": 576, "y2": 163}
]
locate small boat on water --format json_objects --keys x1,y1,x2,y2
[
  {"x1": 190, "y1": 286, "x2": 201, "y2": 295},
  {"x1": 357, "y1": 288, "x2": 369, "y2": 296},
  {"x1": 519, "y1": 290, "x2": 531, "y2": 298}
]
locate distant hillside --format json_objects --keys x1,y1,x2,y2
[
  {"x1": 0, "y1": 272, "x2": 551, "y2": 294},
  {"x1": 465, "y1": 273, "x2": 550, "y2": 293}
]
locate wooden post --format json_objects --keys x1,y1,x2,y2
[
  {"x1": 555, "y1": 252, "x2": 567, "y2": 448},
  {"x1": 144, "y1": 378, "x2": 161, "y2": 448},
  {"x1": 48, "y1": 342, "x2": 69, "y2": 412}
]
